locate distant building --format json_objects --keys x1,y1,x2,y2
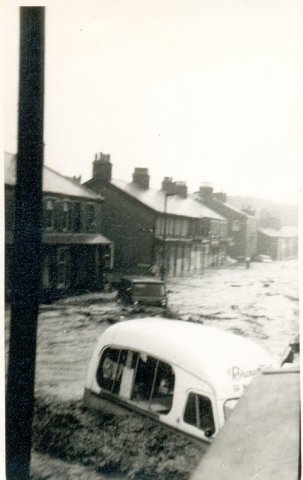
[
  {"x1": 5, "y1": 153, "x2": 113, "y2": 301},
  {"x1": 195, "y1": 184, "x2": 258, "y2": 260},
  {"x1": 84, "y1": 153, "x2": 227, "y2": 276},
  {"x1": 257, "y1": 226, "x2": 298, "y2": 260}
]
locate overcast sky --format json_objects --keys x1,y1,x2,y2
[{"x1": 3, "y1": 0, "x2": 303, "y2": 204}]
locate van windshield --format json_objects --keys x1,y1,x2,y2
[{"x1": 133, "y1": 283, "x2": 165, "y2": 296}]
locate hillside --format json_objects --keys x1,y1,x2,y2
[{"x1": 227, "y1": 196, "x2": 298, "y2": 226}]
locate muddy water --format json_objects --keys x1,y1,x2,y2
[
  {"x1": 28, "y1": 258, "x2": 299, "y2": 403},
  {"x1": 5, "y1": 259, "x2": 298, "y2": 479},
  {"x1": 167, "y1": 259, "x2": 299, "y2": 363}
]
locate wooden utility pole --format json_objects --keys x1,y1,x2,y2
[{"x1": 6, "y1": 7, "x2": 45, "y2": 480}]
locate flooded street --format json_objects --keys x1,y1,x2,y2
[
  {"x1": 30, "y1": 260, "x2": 299, "y2": 403},
  {"x1": 5, "y1": 258, "x2": 299, "y2": 479},
  {"x1": 167, "y1": 259, "x2": 299, "y2": 362}
]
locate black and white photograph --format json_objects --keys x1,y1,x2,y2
[{"x1": 3, "y1": 1, "x2": 302, "y2": 479}]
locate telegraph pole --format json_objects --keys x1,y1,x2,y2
[{"x1": 6, "y1": 7, "x2": 45, "y2": 480}]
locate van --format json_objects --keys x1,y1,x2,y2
[
  {"x1": 83, "y1": 318, "x2": 275, "y2": 443},
  {"x1": 118, "y1": 276, "x2": 167, "y2": 307}
]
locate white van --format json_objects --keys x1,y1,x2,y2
[{"x1": 83, "y1": 318, "x2": 275, "y2": 443}]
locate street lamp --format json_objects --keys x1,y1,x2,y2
[{"x1": 161, "y1": 192, "x2": 177, "y2": 281}]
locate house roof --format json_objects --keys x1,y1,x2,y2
[
  {"x1": 90, "y1": 318, "x2": 274, "y2": 400},
  {"x1": 258, "y1": 228, "x2": 280, "y2": 238},
  {"x1": 43, "y1": 233, "x2": 112, "y2": 245},
  {"x1": 191, "y1": 193, "x2": 251, "y2": 218},
  {"x1": 258, "y1": 226, "x2": 298, "y2": 238},
  {"x1": 5, "y1": 231, "x2": 112, "y2": 245},
  {"x1": 192, "y1": 193, "x2": 251, "y2": 217},
  {"x1": 220, "y1": 201, "x2": 251, "y2": 217},
  {"x1": 109, "y1": 179, "x2": 225, "y2": 220},
  {"x1": 4, "y1": 152, "x2": 103, "y2": 201}
]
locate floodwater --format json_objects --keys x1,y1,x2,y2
[
  {"x1": 30, "y1": 258, "x2": 299, "y2": 402},
  {"x1": 5, "y1": 259, "x2": 299, "y2": 479},
  {"x1": 167, "y1": 259, "x2": 299, "y2": 362}
]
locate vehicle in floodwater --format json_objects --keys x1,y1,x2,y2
[
  {"x1": 117, "y1": 276, "x2": 167, "y2": 307},
  {"x1": 83, "y1": 318, "x2": 275, "y2": 443}
]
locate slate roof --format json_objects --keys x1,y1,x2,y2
[
  {"x1": 258, "y1": 226, "x2": 298, "y2": 238},
  {"x1": 4, "y1": 152, "x2": 103, "y2": 201},
  {"x1": 5, "y1": 231, "x2": 112, "y2": 245},
  {"x1": 109, "y1": 179, "x2": 225, "y2": 220},
  {"x1": 219, "y1": 201, "x2": 251, "y2": 217},
  {"x1": 191, "y1": 192, "x2": 251, "y2": 218}
]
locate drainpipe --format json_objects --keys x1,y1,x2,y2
[{"x1": 161, "y1": 192, "x2": 177, "y2": 281}]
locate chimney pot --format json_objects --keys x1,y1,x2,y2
[
  {"x1": 132, "y1": 167, "x2": 150, "y2": 189},
  {"x1": 199, "y1": 183, "x2": 214, "y2": 203},
  {"x1": 93, "y1": 152, "x2": 112, "y2": 182}
]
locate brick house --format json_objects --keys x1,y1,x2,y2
[
  {"x1": 257, "y1": 226, "x2": 298, "y2": 260},
  {"x1": 5, "y1": 152, "x2": 113, "y2": 301},
  {"x1": 195, "y1": 185, "x2": 258, "y2": 260},
  {"x1": 84, "y1": 153, "x2": 227, "y2": 277}
]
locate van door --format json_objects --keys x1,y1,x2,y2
[{"x1": 180, "y1": 389, "x2": 218, "y2": 441}]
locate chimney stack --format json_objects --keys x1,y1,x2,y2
[
  {"x1": 132, "y1": 167, "x2": 150, "y2": 189},
  {"x1": 175, "y1": 181, "x2": 187, "y2": 198},
  {"x1": 162, "y1": 177, "x2": 187, "y2": 198},
  {"x1": 213, "y1": 191, "x2": 226, "y2": 203},
  {"x1": 93, "y1": 152, "x2": 112, "y2": 182},
  {"x1": 199, "y1": 183, "x2": 214, "y2": 203},
  {"x1": 161, "y1": 177, "x2": 176, "y2": 194}
]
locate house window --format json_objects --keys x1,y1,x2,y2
[
  {"x1": 231, "y1": 220, "x2": 241, "y2": 232},
  {"x1": 181, "y1": 219, "x2": 188, "y2": 237},
  {"x1": 156, "y1": 216, "x2": 164, "y2": 236},
  {"x1": 57, "y1": 247, "x2": 70, "y2": 288},
  {"x1": 63, "y1": 202, "x2": 73, "y2": 231},
  {"x1": 201, "y1": 219, "x2": 210, "y2": 236},
  {"x1": 74, "y1": 202, "x2": 81, "y2": 232},
  {"x1": 86, "y1": 203, "x2": 95, "y2": 232},
  {"x1": 184, "y1": 393, "x2": 215, "y2": 435},
  {"x1": 175, "y1": 219, "x2": 181, "y2": 236},
  {"x1": 45, "y1": 199, "x2": 55, "y2": 229},
  {"x1": 97, "y1": 348, "x2": 175, "y2": 415}
]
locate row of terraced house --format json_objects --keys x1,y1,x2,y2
[{"x1": 4, "y1": 151, "x2": 298, "y2": 300}]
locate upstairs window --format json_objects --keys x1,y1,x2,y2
[
  {"x1": 86, "y1": 203, "x2": 95, "y2": 232},
  {"x1": 156, "y1": 216, "x2": 164, "y2": 236},
  {"x1": 45, "y1": 199, "x2": 55, "y2": 229},
  {"x1": 201, "y1": 219, "x2": 211, "y2": 236},
  {"x1": 63, "y1": 202, "x2": 73, "y2": 231},
  {"x1": 175, "y1": 219, "x2": 182, "y2": 236},
  {"x1": 74, "y1": 202, "x2": 81, "y2": 232}
]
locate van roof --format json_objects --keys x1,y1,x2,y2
[
  {"x1": 95, "y1": 318, "x2": 274, "y2": 399},
  {"x1": 120, "y1": 276, "x2": 164, "y2": 284}
]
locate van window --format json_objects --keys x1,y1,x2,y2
[
  {"x1": 131, "y1": 354, "x2": 174, "y2": 414},
  {"x1": 97, "y1": 347, "x2": 174, "y2": 414},
  {"x1": 96, "y1": 348, "x2": 127, "y2": 394},
  {"x1": 184, "y1": 393, "x2": 215, "y2": 434},
  {"x1": 133, "y1": 283, "x2": 165, "y2": 296}
]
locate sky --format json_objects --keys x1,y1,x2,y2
[{"x1": 3, "y1": 0, "x2": 303, "y2": 205}]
